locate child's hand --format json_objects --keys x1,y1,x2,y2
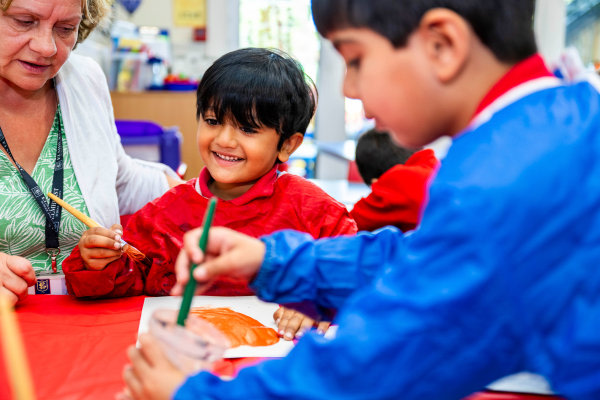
[
  {"x1": 171, "y1": 227, "x2": 266, "y2": 296},
  {"x1": 120, "y1": 333, "x2": 186, "y2": 400},
  {"x1": 274, "y1": 306, "x2": 331, "y2": 340},
  {"x1": 78, "y1": 224, "x2": 124, "y2": 271}
]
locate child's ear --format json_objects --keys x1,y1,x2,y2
[
  {"x1": 417, "y1": 8, "x2": 470, "y2": 83},
  {"x1": 277, "y1": 133, "x2": 304, "y2": 163}
]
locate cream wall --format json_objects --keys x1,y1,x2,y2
[{"x1": 535, "y1": 0, "x2": 566, "y2": 64}]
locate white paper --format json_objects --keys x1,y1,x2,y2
[{"x1": 138, "y1": 296, "x2": 295, "y2": 358}]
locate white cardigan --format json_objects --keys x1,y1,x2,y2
[{"x1": 56, "y1": 54, "x2": 173, "y2": 227}]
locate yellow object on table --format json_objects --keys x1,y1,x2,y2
[{"x1": 0, "y1": 295, "x2": 36, "y2": 400}]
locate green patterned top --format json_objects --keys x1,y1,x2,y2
[{"x1": 0, "y1": 105, "x2": 89, "y2": 274}]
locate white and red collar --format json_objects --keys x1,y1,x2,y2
[
  {"x1": 194, "y1": 165, "x2": 280, "y2": 205},
  {"x1": 469, "y1": 54, "x2": 561, "y2": 131}
]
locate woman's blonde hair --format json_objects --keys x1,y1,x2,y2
[{"x1": 0, "y1": 0, "x2": 112, "y2": 43}]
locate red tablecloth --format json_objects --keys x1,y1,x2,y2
[
  {"x1": 0, "y1": 295, "x2": 565, "y2": 400},
  {"x1": 0, "y1": 295, "x2": 144, "y2": 400},
  {"x1": 465, "y1": 392, "x2": 563, "y2": 400}
]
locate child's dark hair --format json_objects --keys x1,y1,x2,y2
[
  {"x1": 196, "y1": 47, "x2": 317, "y2": 152},
  {"x1": 355, "y1": 129, "x2": 416, "y2": 185},
  {"x1": 311, "y1": 0, "x2": 537, "y2": 63}
]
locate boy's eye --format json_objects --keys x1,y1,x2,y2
[
  {"x1": 240, "y1": 126, "x2": 257, "y2": 134},
  {"x1": 204, "y1": 118, "x2": 219, "y2": 126},
  {"x1": 347, "y1": 58, "x2": 361, "y2": 69}
]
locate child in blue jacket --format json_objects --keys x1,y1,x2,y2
[{"x1": 121, "y1": 1, "x2": 600, "y2": 399}]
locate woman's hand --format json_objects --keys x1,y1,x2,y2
[
  {"x1": 0, "y1": 252, "x2": 36, "y2": 304},
  {"x1": 274, "y1": 306, "x2": 331, "y2": 340},
  {"x1": 119, "y1": 333, "x2": 186, "y2": 400},
  {"x1": 165, "y1": 172, "x2": 184, "y2": 188},
  {"x1": 78, "y1": 224, "x2": 124, "y2": 271},
  {"x1": 171, "y1": 227, "x2": 266, "y2": 296}
]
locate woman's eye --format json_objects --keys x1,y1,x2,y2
[
  {"x1": 56, "y1": 26, "x2": 76, "y2": 36},
  {"x1": 13, "y1": 17, "x2": 34, "y2": 27},
  {"x1": 204, "y1": 118, "x2": 219, "y2": 126}
]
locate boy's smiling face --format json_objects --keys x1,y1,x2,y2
[{"x1": 197, "y1": 111, "x2": 301, "y2": 200}]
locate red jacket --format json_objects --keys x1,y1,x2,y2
[
  {"x1": 63, "y1": 167, "x2": 357, "y2": 298},
  {"x1": 350, "y1": 149, "x2": 439, "y2": 232}
]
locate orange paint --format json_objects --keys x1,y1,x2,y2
[{"x1": 189, "y1": 307, "x2": 279, "y2": 348}]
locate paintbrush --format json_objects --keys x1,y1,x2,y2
[
  {"x1": 177, "y1": 197, "x2": 218, "y2": 326},
  {"x1": 47, "y1": 192, "x2": 149, "y2": 264},
  {"x1": 0, "y1": 295, "x2": 36, "y2": 400}
]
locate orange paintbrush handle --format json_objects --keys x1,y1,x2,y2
[
  {"x1": 47, "y1": 192, "x2": 100, "y2": 229},
  {"x1": 47, "y1": 192, "x2": 150, "y2": 265}
]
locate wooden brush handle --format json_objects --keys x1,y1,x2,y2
[
  {"x1": 47, "y1": 192, "x2": 149, "y2": 264},
  {"x1": 47, "y1": 193, "x2": 100, "y2": 228},
  {"x1": 0, "y1": 295, "x2": 36, "y2": 400}
]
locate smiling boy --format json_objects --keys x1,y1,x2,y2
[{"x1": 62, "y1": 48, "x2": 357, "y2": 339}]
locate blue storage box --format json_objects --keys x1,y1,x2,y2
[{"x1": 115, "y1": 120, "x2": 182, "y2": 171}]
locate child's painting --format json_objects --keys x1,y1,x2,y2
[{"x1": 138, "y1": 296, "x2": 295, "y2": 358}]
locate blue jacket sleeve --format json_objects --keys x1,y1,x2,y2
[{"x1": 249, "y1": 228, "x2": 403, "y2": 316}]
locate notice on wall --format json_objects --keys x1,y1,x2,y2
[{"x1": 173, "y1": 0, "x2": 206, "y2": 27}]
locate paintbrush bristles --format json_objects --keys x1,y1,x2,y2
[
  {"x1": 47, "y1": 192, "x2": 150, "y2": 264},
  {"x1": 123, "y1": 244, "x2": 146, "y2": 261}
]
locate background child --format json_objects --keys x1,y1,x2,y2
[
  {"x1": 122, "y1": 0, "x2": 600, "y2": 399},
  {"x1": 63, "y1": 47, "x2": 357, "y2": 339},
  {"x1": 355, "y1": 129, "x2": 416, "y2": 185},
  {"x1": 350, "y1": 129, "x2": 439, "y2": 231}
]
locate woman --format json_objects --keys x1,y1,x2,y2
[{"x1": 0, "y1": 0, "x2": 180, "y2": 304}]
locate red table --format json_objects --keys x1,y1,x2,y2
[
  {"x1": 0, "y1": 295, "x2": 565, "y2": 400},
  {"x1": 466, "y1": 393, "x2": 563, "y2": 400},
  {"x1": 0, "y1": 295, "x2": 143, "y2": 399}
]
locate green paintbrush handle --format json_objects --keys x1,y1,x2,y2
[{"x1": 177, "y1": 197, "x2": 218, "y2": 326}]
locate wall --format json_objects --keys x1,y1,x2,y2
[
  {"x1": 535, "y1": 0, "x2": 567, "y2": 63},
  {"x1": 314, "y1": 41, "x2": 347, "y2": 179},
  {"x1": 112, "y1": 0, "x2": 239, "y2": 79}
]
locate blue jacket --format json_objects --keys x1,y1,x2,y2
[{"x1": 175, "y1": 80, "x2": 600, "y2": 399}]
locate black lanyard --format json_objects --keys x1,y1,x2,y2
[{"x1": 0, "y1": 114, "x2": 64, "y2": 272}]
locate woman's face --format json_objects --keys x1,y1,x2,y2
[{"x1": 0, "y1": 0, "x2": 81, "y2": 93}]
